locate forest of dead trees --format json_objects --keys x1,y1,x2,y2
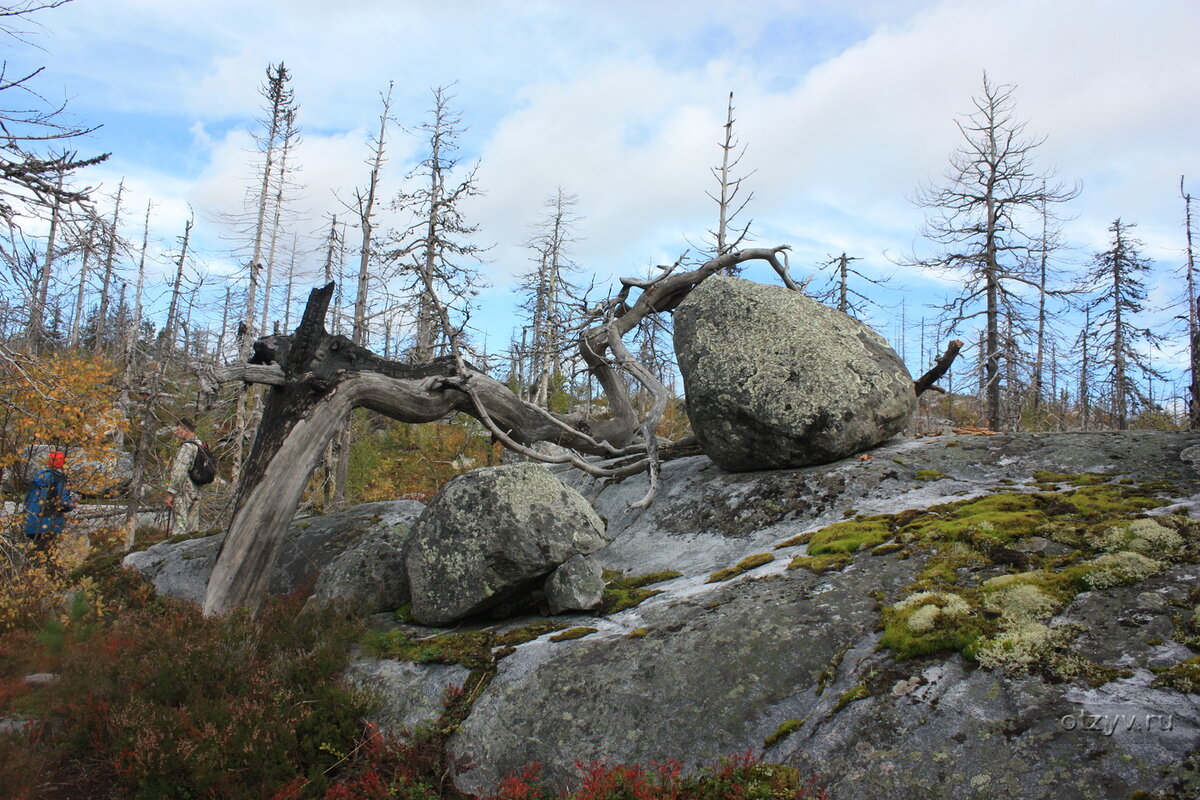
[{"x1": 1, "y1": 2, "x2": 1199, "y2": 542}]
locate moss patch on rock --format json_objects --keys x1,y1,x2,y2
[
  {"x1": 549, "y1": 626, "x2": 598, "y2": 642},
  {"x1": 600, "y1": 569, "x2": 682, "y2": 614},
  {"x1": 808, "y1": 517, "x2": 892, "y2": 555},
  {"x1": 787, "y1": 553, "x2": 851, "y2": 573},
  {"x1": 866, "y1": 479, "x2": 1192, "y2": 681},
  {"x1": 707, "y1": 553, "x2": 776, "y2": 583},
  {"x1": 764, "y1": 718, "x2": 805, "y2": 748},
  {"x1": 1151, "y1": 656, "x2": 1200, "y2": 693}
]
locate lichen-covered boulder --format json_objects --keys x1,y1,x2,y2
[
  {"x1": 406, "y1": 463, "x2": 607, "y2": 626},
  {"x1": 673, "y1": 276, "x2": 916, "y2": 471},
  {"x1": 544, "y1": 554, "x2": 605, "y2": 614},
  {"x1": 300, "y1": 519, "x2": 414, "y2": 617},
  {"x1": 123, "y1": 499, "x2": 425, "y2": 606}
]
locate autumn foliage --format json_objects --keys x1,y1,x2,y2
[{"x1": 0, "y1": 351, "x2": 129, "y2": 499}]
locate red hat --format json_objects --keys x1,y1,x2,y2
[{"x1": 48, "y1": 451, "x2": 65, "y2": 468}]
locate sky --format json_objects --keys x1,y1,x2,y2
[{"x1": 6, "y1": 0, "x2": 1199, "y2": 389}]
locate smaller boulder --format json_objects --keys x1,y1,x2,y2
[
  {"x1": 301, "y1": 522, "x2": 413, "y2": 617},
  {"x1": 545, "y1": 555, "x2": 605, "y2": 614},
  {"x1": 123, "y1": 499, "x2": 425, "y2": 606},
  {"x1": 407, "y1": 463, "x2": 608, "y2": 626}
]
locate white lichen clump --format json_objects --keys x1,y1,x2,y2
[
  {"x1": 894, "y1": 591, "x2": 971, "y2": 633},
  {"x1": 975, "y1": 622, "x2": 1052, "y2": 671},
  {"x1": 1124, "y1": 519, "x2": 1183, "y2": 558},
  {"x1": 975, "y1": 622, "x2": 1080, "y2": 673},
  {"x1": 983, "y1": 583, "x2": 1060, "y2": 623},
  {"x1": 1093, "y1": 519, "x2": 1182, "y2": 558},
  {"x1": 1082, "y1": 551, "x2": 1163, "y2": 589}
]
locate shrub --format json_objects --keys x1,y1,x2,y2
[
  {"x1": 0, "y1": 593, "x2": 371, "y2": 799},
  {"x1": 485, "y1": 751, "x2": 827, "y2": 800}
]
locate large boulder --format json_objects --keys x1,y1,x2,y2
[
  {"x1": 300, "y1": 515, "x2": 416, "y2": 617},
  {"x1": 673, "y1": 275, "x2": 916, "y2": 471},
  {"x1": 406, "y1": 463, "x2": 608, "y2": 626},
  {"x1": 123, "y1": 499, "x2": 425, "y2": 606}
]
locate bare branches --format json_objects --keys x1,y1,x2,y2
[{"x1": 914, "y1": 340, "x2": 964, "y2": 396}]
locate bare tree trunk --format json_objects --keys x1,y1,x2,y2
[
  {"x1": 27, "y1": 169, "x2": 64, "y2": 354},
  {"x1": 68, "y1": 236, "x2": 92, "y2": 349},
  {"x1": 234, "y1": 64, "x2": 294, "y2": 486},
  {"x1": 1080, "y1": 308, "x2": 1091, "y2": 432},
  {"x1": 709, "y1": 91, "x2": 754, "y2": 271},
  {"x1": 260, "y1": 108, "x2": 298, "y2": 337},
  {"x1": 123, "y1": 217, "x2": 190, "y2": 549},
  {"x1": 1183, "y1": 177, "x2": 1199, "y2": 429},
  {"x1": 96, "y1": 179, "x2": 124, "y2": 351}
]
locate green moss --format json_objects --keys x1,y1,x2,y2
[
  {"x1": 870, "y1": 542, "x2": 905, "y2": 556},
  {"x1": 601, "y1": 570, "x2": 681, "y2": 614},
  {"x1": 808, "y1": 517, "x2": 891, "y2": 555},
  {"x1": 763, "y1": 718, "x2": 805, "y2": 748},
  {"x1": 393, "y1": 603, "x2": 415, "y2": 623},
  {"x1": 626, "y1": 627, "x2": 649, "y2": 639},
  {"x1": 706, "y1": 553, "x2": 775, "y2": 583},
  {"x1": 899, "y1": 493, "x2": 1045, "y2": 545},
  {"x1": 1066, "y1": 484, "x2": 1167, "y2": 519},
  {"x1": 915, "y1": 469, "x2": 950, "y2": 481},
  {"x1": 880, "y1": 591, "x2": 993, "y2": 660},
  {"x1": 497, "y1": 620, "x2": 566, "y2": 645},
  {"x1": 1030, "y1": 470, "x2": 1110, "y2": 486},
  {"x1": 832, "y1": 683, "x2": 869, "y2": 712},
  {"x1": 549, "y1": 626, "x2": 598, "y2": 642},
  {"x1": 774, "y1": 532, "x2": 813, "y2": 549},
  {"x1": 787, "y1": 554, "x2": 851, "y2": 573},
  {"x1": 362, "y1": 629, "x2": 498, "y2": 670}
]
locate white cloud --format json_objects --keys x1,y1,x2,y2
[{"x1": 10, "y1": 0, "x2": 1197, "y2": 365}]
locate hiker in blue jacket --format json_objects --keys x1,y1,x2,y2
[{"x1": 24, "y1": 450, "x2": 74, "y2": 550}]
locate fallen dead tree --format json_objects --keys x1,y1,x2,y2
[{"x1": 201, "y1": 245, "x2": 959, "y2": 615}]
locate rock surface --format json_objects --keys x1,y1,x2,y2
[
  {"x1": 544, "y1": 554, "x2": 605, "y2": 614},
  {"x1": 673, "y1": 276, "x2": 916, "y2": 471},
  {"x1": 406, "y1": 463, "x2": 607, "y2": 626},
  {"x1": 123, "y1": 500, "x2": 425, "y2": 604},
  {"x1": 301, "y1": 515, "x2": 416, "y2": 617},
  {"x1": 356, "y1": 430, "x2": 1200, "y2": 800}
]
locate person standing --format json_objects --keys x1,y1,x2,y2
[
  {"x1": 165, "y1": 418, "x2": 206, "y2": 536},
  {"x1": 24, "y1": 450, "x2": 74, "y2": 550}
]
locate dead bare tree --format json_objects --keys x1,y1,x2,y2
[
  {"x1": 1182, "y1": 176, "x2": 1199, "y2": 429},
  {"x1": 708, "y1": 92, "x2": 754, "y2": 270},
  {"x1": 517, "y1": 186, "x2": 582, "y2": 408},
  {"x1": 202, "y1": 245, "x2": 799, "y2": 615},
  {"x1": 389, "y1": 85, "x2": 485, "y2": 363},
  {"x1": 908, "y1": 73, "x2": 1079, "y2": 431}
]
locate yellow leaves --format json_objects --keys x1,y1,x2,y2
[{"x1": 0, "y1": 352, "x2": 128, "y2": 497}]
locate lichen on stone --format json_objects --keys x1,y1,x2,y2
[{"x1": 1081, "y1": 551, "x2": 1163, "y2": 589}]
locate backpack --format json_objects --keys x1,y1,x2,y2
[
  {"x1": 36, "y1": 470, "x2": 71, "y2": 514},
  {"x1": 187, "y1": 441, "x2": 217, "y2": 486},
  {"x1": 44, "y1": 477, "x2": 60, "y2": 513}
]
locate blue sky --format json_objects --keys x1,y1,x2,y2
[{"x1": 7, "y1": 0, "x2": 1199, "y2": 391}]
